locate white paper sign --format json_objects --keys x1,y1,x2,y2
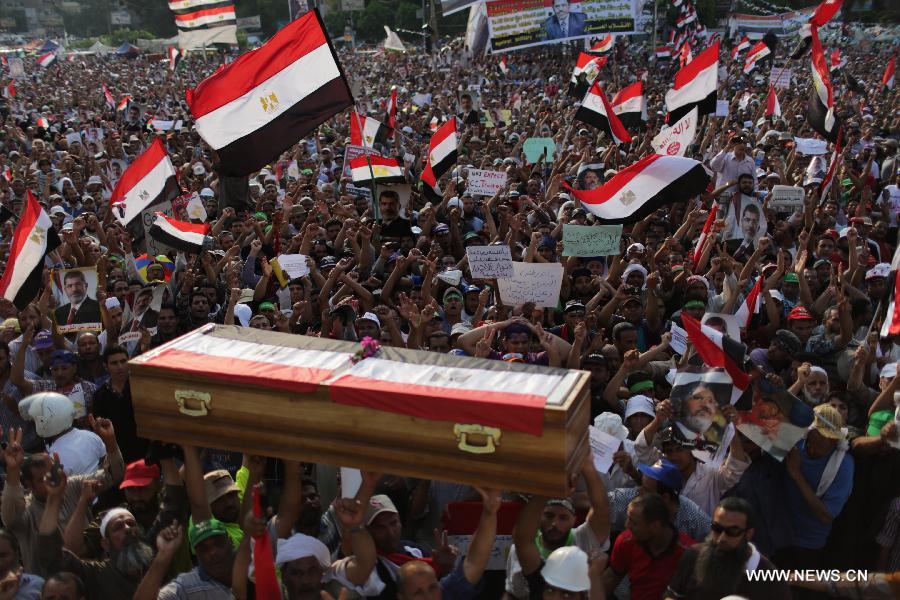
[
  {"x1": 150, "y1": 119, "x2": 175, "y2": 131},
  {"x1": 467, "y1": 245, "x2": 514, "y2": 279},
  {"x1": 715, "y1": 100, "x2": 730, "y2": 118},
  {"x1": 670, "y1": 322, "x2": 688, "y2": 355},
  {"x1": 340, "y1": 467, "x2": 362, "y2": 498},
  {"x1": 466, "y1": 169, "x2": 506, "y2": 196},
  {"x1": 447, "y1": 534, "x2": 512, "y2": 572},
  {"x1": 68, "y1": 384, "x2": 87, "y2": 419},
  {"x1": 770, "y1": 67, "x2": 793, "y2": 89},
  {"x1": 275, "y1": 254, "x2": 311, "y2": 280},
  {"x1": 793, "y1": 137, "x2": 829, "y2": 155},
  {"x1": 65, "y1": 132, "x2": 82, "y2": 147},
  {"x1": 589, "y1": 426, "x2": 622, "y2": 474},
  {"x1": 562, "y1": 224, "x2": 622, "y2": 257},
  {"x1": 497, "y1": 262, "x2": 563, "y2": 308},
  {"x1": 652, "y1": 107, "x2": 698, "y2": 157},
  {"x1": 768, "y1": 185, "x2": 804, "y2": 211},
  {"x1": 186, "y1": 194, "x2": 208, "y2": 222}
]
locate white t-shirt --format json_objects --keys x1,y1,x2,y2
[
  {"x1": 885, "y1": 185, "x2": 900, "y2": 227},
  {"x1": 47, "y1": 428, "x2": 106, "y2": 476}
]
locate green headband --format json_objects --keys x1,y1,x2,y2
[{"x1": 628, "y1": 380, "x2": 654, "y2": 394}]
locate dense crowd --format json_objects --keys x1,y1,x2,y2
[{"x1": 0, "y1": 18, "x2": 898, "y2": 600}]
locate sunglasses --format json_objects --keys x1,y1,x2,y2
[{"x1": 710, "y1": 522, "x2": 746, "y2": 537}]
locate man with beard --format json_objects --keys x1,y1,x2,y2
[
  {"x1": 664, "y1": 497, "x2": 789, "y2": 600},
  {"x1": 36, "y1": 461, "x2": 155, "y2": 598},
  {"x1": 790, "y1": 363, "x2": 830, "y2": 407},
  {"x1": 53, "y1": 270, "x2": 101, "y2": 330}
]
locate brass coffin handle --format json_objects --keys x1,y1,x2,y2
[
  {"x1": 453, "y1": 424, "x2": 501, "y2": 454},
  {"x1": 175, "y1": 391, "x2": 211, "y2": 417}
]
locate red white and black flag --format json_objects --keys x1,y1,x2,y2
[
  {"x1": 810, "y1": 0, "x2": 843, "y2": 28},
  {"x1": 588, "y1": 34, "x2": 613, "y2": 54},
  {"x1": 665, "y1": 42, "x2": 719, "y2": 123},
  {"x1": 829, "y1": 49, "x2": 845, "y2": 73},
  {"x1": 611, "y1": 82, "x2": 647, "y2": 130},
  {"x1": 568, "y1": 52, "x2": 606, "y2": 98},
  {"x1": 680, "y1": 313, "x2": 750, "y2": 398},
  {"x1": 420, "y1": 118, "x2": 458, "y2": 201},
  {"x1": 349, "y1": 155, "x2": 405, "y2": 184},
  {"x1": 733, "y1": 276, "x2": 763, "y2": 329},
  {"x1": 168, "y1": 46, "x2": 184, "y2": 71},
  {"x1": 743, "y1": 41, "x2": 772, "y2": 74},
  {"x1": 564, "y1": 154, "x2": 710, "y2": 224},
  {"x1": 385, "y1": 87, "x2": 397, "y2": 133},
  {"x1": 117, "y1": 95, "x2": 131, "y2": 112},
  {"x1": 881, "y1": 245, "x2": 900, "y2": 339},
  {"x1": 819, "y1": 132, "x2": 842, "y2": 201},
  {"x1": 807, "y1": 26, "x2": 842, "y2": 143},
  {"x1": 148, "y1": 213, "x2": 210, "y2": 254},
  {"x1": 883, "y1": 54, "x2": 896, "y2": 91},
  {"x1": 350, "y1": 112, "x2": 389, "y2": 148},
  {"x1": 102, "y1": 83, "x2": 115, "y2": 107},
  {"x1": 37, "y1": 51, "x2": 57, "y2": 68},
  {"x1": 169, "y1": 0, "x2": 237, "y2": 47},
  {"x1": 575, "y1": 81, "x2": 632, "y2": 145},
  {"x1": 187, "y1": 10, "x2": 353, "y2": 177},
  {"x1": 109, "y1": 138, "x2": 180, "y2": 226},
  {"x1": 692, "y1": 201, "x2": 717, "y2": 269},
  {"x1": 0, "y1": 191, "x2": 61, "y2": 310},
  {"x1": 656, "y1": 46, "x2": 673, "y2": 59},
  {"x1": 678, "y1": 42, "x2": 692, "y2": 68},
  {"x1": 2, "y1": 80, "x2": 14, "y2": 99},
  {"x1": 731, "y1": 35, "x2": 750, "y2": 60},
  {"x1": 765, "y1": 84, "x2": 782, "y2": 117}
]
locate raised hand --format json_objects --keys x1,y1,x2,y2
[
  {"x1": 431, "y1": 529, "x2": 460, "y2": 573},
  {"x1": 156, "y1": 522, "x2": 184, "y2": 557},
  {"x1": 2, "y1": 428, "x2": 24, "y2": 473},
  {"x1": 333, "y1": 497, "x2": 366, "y2": 531}
]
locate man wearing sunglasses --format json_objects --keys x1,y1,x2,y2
[{"x1": 664, "y1": 497, "x2": 790, "y2": 600}]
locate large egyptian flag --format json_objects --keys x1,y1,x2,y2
[
  {"x1": 350, "y1": 112, "x2": 389, "y2": 148},
  {"x1": 148, "y1": 213, "x2": 210, "y2": 254},
  {"x1": 575, "y1": 81, "x2": 632, "y2": 145},
  {"x1": 881, "y1": 245, "x2": 900, "y2": 339},
  {"x1": 186, "y1": 10, "x2": 353, "y2": 176},
  {"x1": 349, "y1": 155, "x2": 405, "y2": 184},
  {"x1": 420, "y1": 119, "x2": 458, "y2": 202},
  {"x1": 0, "y1": 191, "x2": 61, "y2": 309},
  {"x1": 109, "y1": 138, "x2": 180, "y2": 226},
  {"x1": 681, "y1": 313, "x2": 750, "y2": 398},
  {"x1": 807, "y1": 27, "x2": 842, "y2": 143},
  {"x1": 568, "y1": 52, "x2": 606, "y2": 98},
  {"x1": 563, "y1": 154, "x2": 709, "y2": 224},
  {"x1": 611, "y1": 82, "x2": 647, "y2": 130},
  {"x1": 883, "y1": 54, "x2": 896, "y2": 91},
  {"x1": 665, "y1": 42, "x2": 719, "y2": 123}
]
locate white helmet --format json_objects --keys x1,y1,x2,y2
[
  {"x1": 541, "y1": 546, "x2": 590, "y2": 593},
  {"x1": 19, "y1": 392, "x2": 75, "y2": 438}
]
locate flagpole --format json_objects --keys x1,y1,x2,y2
[{"x1": 350, "y1": 108, "x2": 380, "y2": 221}]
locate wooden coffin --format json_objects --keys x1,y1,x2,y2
[{"x1": 129, "y1": 324, "x2": 590, "y2": 496}]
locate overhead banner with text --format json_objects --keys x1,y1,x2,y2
[{"x1": 486, "y1": 0, "x2": 637, "y2": 53}]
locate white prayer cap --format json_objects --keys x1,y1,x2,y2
[
  {"x1": 276, "y1": 533, "x2": 331, "y2": 568},
  {"x1": 104, "y1": 297, "x2": 121, "y2": 310},
  {"x1": 100, "y1": 508, "x2": 134, "y2": 538}
]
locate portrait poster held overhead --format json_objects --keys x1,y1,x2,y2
[
  {"x1": 52, "y1": 266, "x2": 102, "y2": 334},
  {"x1": 669, "y1": 368, "x2": 735, "y2": 461},
  {"x1": 486, "y1": 0, "x2": 637, "y2": 53},
  {"x1": 737, "y1": 387, "x2": 809, "y2": 462},
  {"x1": 723, "y1": 194, "x2": 767, "y2": 245}
]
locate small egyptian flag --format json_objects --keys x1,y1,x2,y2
[
  {"x1": 765, "y1": 85, "x2": 782, "y2": 117},
  {"x1": 117, "y1": 95, "x2": 131, "y2": 112},
  {"x1": 349, "y1": 155, "x2": 405, "y2": 184},
  {"x1": 168, "y1": 46, "x2": 184, "y2": 71},
  {"x1": 883, "y1": 54, "x2": 896, "y2": 91},
  {"x1": 148, "y1": 213, "x2": 211, "y2": 254},
  {"x1": 37, "y1": 51, "x2": 57, "y2": 68},
  {"x1": 103, "y1": 83, "x2": 115, "y2": 108},
  {"x1": 2, "y1": 80, "x2": 14, "y2": 99},
  {"x1": 588, "y1": 34, "x2": 613, "y2": 54}
]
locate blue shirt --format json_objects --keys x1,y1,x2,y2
[{"x1": 785, "y1": 439, "x2": 854, "y2": 550}]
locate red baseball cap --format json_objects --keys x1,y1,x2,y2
[
  {"x1": 787, "y1": 306, "x2": 815, "y2": 321},
  {"x1": 119, "y1": 460, "x2": 161, "y2": 490}
]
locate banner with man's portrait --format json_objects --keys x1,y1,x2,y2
[
  {"x1": 670, "y1": 368, "x2": 735, "y2": 461},
  {"x1": 52, "y1": 266, "x2": 102, "y2": 334},
  {"x1": 724, "y1": 195, "x2": 767, "y2": 244},
  {"x1": 486, "y1": 0, "x2": 637, "y2": 53}
]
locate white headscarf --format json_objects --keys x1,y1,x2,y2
[{"x1": 275, "y1": 534, "x2": 331, "y2": 569}]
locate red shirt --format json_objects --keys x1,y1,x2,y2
[{"x1": 609, "y1": 527, "x2": 695, "y2": 600}]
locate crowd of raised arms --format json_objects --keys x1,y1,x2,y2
[{"x1": 0, "y1": 13, "x2": 899, "y2": 600}]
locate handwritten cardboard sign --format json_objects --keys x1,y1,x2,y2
[
  {"x1": 466, "y1": 169, "x2": 506, "y2": 197},
  {"x1": 768, "y1": 185, "x2": 804, "y2": 211},
  {"x1": 562, "y1": 224, "x2": 623, "y2": 257},
  {"x1": 467, "y1": 245, "x2": 514, "y2": 279},
  {"x1": 497, "y1": 262, "x2": 563, "y2": 308}
]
